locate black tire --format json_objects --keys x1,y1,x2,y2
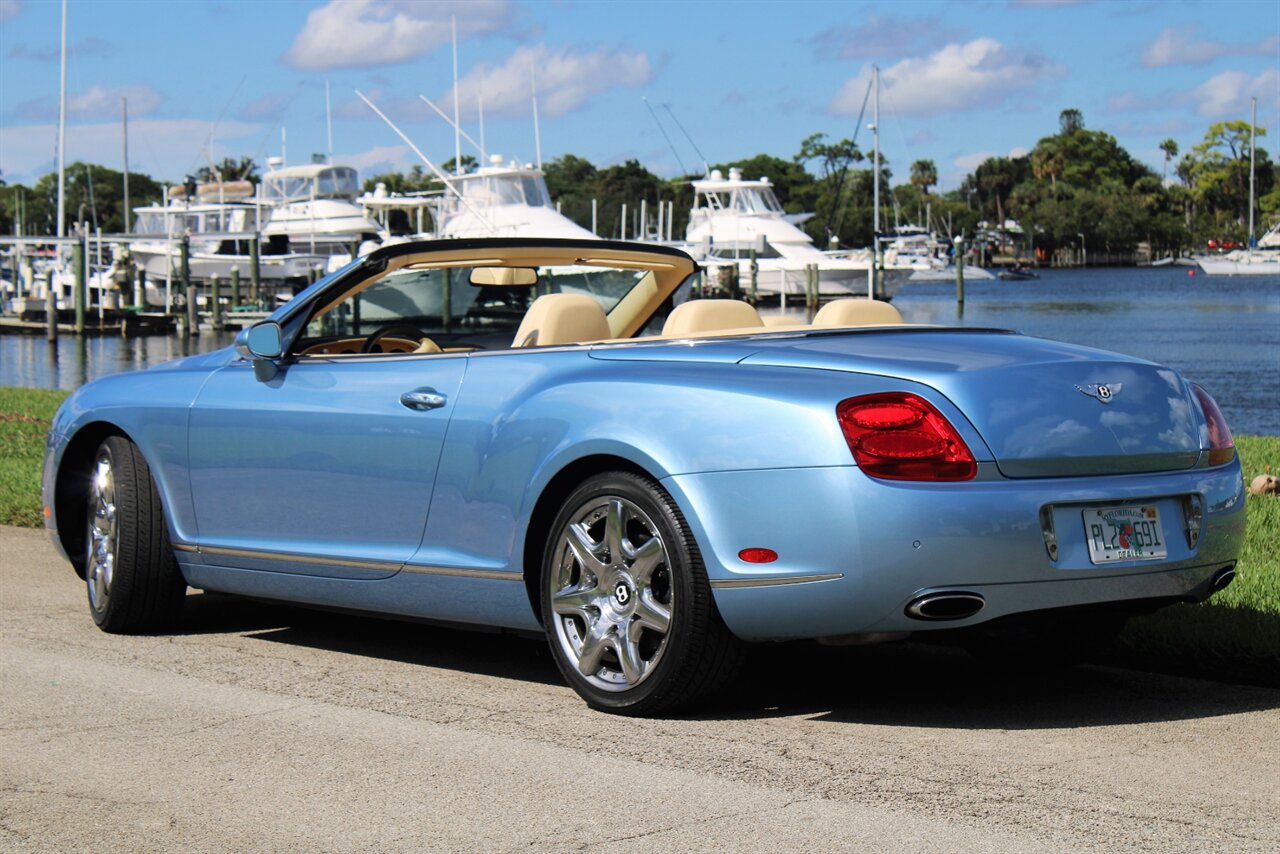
[
  {"x1": 540, "y1": 471, "x2": 744, "y2": 715},
  {"x1": 84, "y1": 436, "x2": 186, "y2": 633}
]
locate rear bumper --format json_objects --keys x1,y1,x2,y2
[{"x1": 664, "y1": 460, "x2": 1245, "y2": 642}]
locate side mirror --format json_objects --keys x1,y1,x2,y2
[{"x1": 236, "y1": 321, "x2": 284, "y2": 381}]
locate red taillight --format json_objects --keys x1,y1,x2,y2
[
  {"x1": 837, "y1": 393, "x2": 977, "y2": 481},
  {"x1": 1191, "y1": 384, "x2": 1235, "y2": 466},
  {"x1": 738, "y1": 548, "x2": 778, "y2": 564}
]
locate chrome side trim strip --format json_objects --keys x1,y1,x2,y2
[
  {"x1": 402, "y1": 564, "x2": 523, "y2": 582},
  {"x1": 175, "y1": 543, "x2": 520, "y2": 581},
  {"x1": 195, "y1": 545, "x2": 400, "y2": 572},
  {"x1": 710, "y1": 573, "x2": 844, "y2": 589}
]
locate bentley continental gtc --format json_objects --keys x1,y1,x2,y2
[{"x1": 42, "y1": 238, "x2": 1246, "y2": 714}]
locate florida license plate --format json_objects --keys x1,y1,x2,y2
[{"x1": 1083, "y1": 505, "x2": 1167, "y2": 564}]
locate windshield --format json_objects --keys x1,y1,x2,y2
[{"x1": 299, "y1": 263, "x2": 655, "y2": 351}]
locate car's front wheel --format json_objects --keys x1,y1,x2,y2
[
  {"x1": 541, "y1": 472, "x2": 743, "y2": 715},
  {"x1": 85, "y1": 436, "x2": 186, "y2": 633}
]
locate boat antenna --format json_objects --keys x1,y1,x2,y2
[
  {"x1": 418, "y1": 94, "x2": 484, "y2": 157},
  {"x1": 121, "y1": 96, "x2": 130, "y2": 227},
  {"x1": 325, "y1": 79, "x2": 334, "y2": 163},
  {"x1": 478, "y1": 86, "x2": 486, "y2": 162},
  {"x1": 642, "y1": 97, "x2": 689, "y2": 176},
  {"x1": 451, "y1": 15, "x2": 461, "y2": 176},
  {"x1": 56, "y1": 0, "x2": 67, "y2": 237},
  {"x1": 531, "y1": 60, "x2": 542, "y2": 169},
  {"x1": 662, "y1": 103, "x2": 708, "y2": 175},
  {"x1": 355, "y1": 90, "x2": 495, "y2": 232},
  {"x1": 873, "y1": 64, "x2": 881, "y2": 240}
]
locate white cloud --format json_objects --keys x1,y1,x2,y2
[
  {"x1": 439, "y1": 44, "x2": 652, "y2": 119},
  {"x1": 336, "y1": 144, "x2": 412, "y2": 176},
  {"x1": 0, "y1": 0, "x2": 20, "y2": 24},
  {"x1": 283, "y1": 0, "x2": 510, "y2": 71},
  {"x1": 1008, "y1": 146, "x2": 1029, "y2": 158},
  {"x1": 1142, "y1": 26, "x2": 1280, "y2": 69},
  {"x1": 811, "y1": 14, "x2": 964, "y2": 60},
  {"x1": 1186, "y1": 68, "x2": 1280, "y2": 117},
  {"x1": 830, "y1": 38, "x2": 1063, "y2": 116},
  {"x1": 954, "y1": 152, "x2": 994, "y2": 171},
  {"x1": 13, "y1": 83, "x2": 165, "y2": 121},
  {"x1": 0, "y1": 119, "x2": 261, "y2": 185}
]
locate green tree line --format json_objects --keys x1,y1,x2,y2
[{"x1": 3, "y1": 111, "x2": 1275, "y2": 254}]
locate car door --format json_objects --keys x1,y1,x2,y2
[{"x1": 186, "y1": 353, "x2": 467, "y2": 579}]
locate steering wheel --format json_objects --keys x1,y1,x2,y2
[{"x1": 361, "y1": 323, "x2": 430, "y2": 354}]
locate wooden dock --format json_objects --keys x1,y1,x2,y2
[{"x1": 0, "y1": 312, "x2": 178, "y2": 337}]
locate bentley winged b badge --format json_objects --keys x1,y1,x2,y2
[{"x1": 1076, "y1": 383, "x2": 1123, "y2": 404}]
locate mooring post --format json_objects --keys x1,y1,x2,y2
[
  {"x1": 954, "y1": 236, "x2": 966, "y2": 310},
  {"x1": 211, "y1": 275, "x2": 223, "y2": 331},
  {"x1": 230, "y1": 267, "x2": 241, "y2": 310},
  {"x1": 249, "y1": 235, "x2": 261, "y2": 307},
  {"x1": 135, "y1": 269, "x2": 146, "y2": 309},
  {"x1": 73, "y1": 234, "x2": 86, "y2": 334},
  {"x1": 45, "y1": 271, "x2": 57, "y2": 342},
  {"x1": 748, "y1": 248, "x2": 758, "y2": 304}
]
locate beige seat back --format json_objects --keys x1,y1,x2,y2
[
  {"x1": 511, "y1": 293, "x2": 611, "y2": 347},
  {"x1": 811, "y1": 298, "x2": 904, "y2": 327},
  {"x1": 662, "y1": 299, "x2": 764, "y2": 337}
]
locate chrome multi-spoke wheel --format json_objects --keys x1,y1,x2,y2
[
  {"x1": 541, "y1": 472, "x2": 744, "y2": 715},
  {"x1": 86, "y1": 453, "x2": 118, "y2": 614},
  {"x1": 82, "y1": 437, "x2": 186, "y2": 633},
  {"x1": 549, "y1": 495, "x2": 674, "y2": 691}
]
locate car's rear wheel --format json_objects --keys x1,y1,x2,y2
[
  {"x1": 85, "y1": 436, "x2": 186, "y2": 633},
  {"x1": 541, "y1": 472, "x2": 743, "y2": 715}
]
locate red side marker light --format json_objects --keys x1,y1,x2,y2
[{"x1": 738, "y1": 548, "x2": 778, "y2": 564}]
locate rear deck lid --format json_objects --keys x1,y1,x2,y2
[{"x1": 738, "y1": 329, "x2": 1203, "y2": 478}]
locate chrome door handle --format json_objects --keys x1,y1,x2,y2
[{"x1": 400, "y1": 388, "x2": 447, "y2": 411}]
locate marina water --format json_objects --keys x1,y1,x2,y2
[{"x1": 2, "y1": 267, "x2": 1276, "y2": 435}]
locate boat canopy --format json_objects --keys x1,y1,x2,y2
[
  {"x1": 452, "y1": 164, "x2": 552, "y2": 209},
  {"x1": 693, "y1": 168, "x2": 784, "y2": 215},
  {"x1": 260, "y1": 165, "x2": 360, "y2": 204}
]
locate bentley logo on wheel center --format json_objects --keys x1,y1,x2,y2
[{"x1": 614, "y1": 583, "x2": 631, "y2": 605}]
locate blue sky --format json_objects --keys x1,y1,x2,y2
[{"x1": 1, "y1": 0, "x2": 1277, "y2": 192}]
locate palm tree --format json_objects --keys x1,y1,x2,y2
[
  {"x1": 1159, "y1": 139, "x2": 1179, "y2": 183},
  {"x1": 909, "y1": 159, "x2": 938, "y2": 196}
]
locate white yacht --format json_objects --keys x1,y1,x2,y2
[
  {"x1": 129, "y1": 182, "x2": 323, "y2": 300},
  {"x1": 1196, "y1": 222, "x2": 1280, "y2": 276},
  {"x1": 258, "y1": 163, "x2": 383, "y2": 255},
  {"x1": 683, "y1": 168, "x2": 910, "y2": 298},
  {"x1": 431, "y1": 155, "x2": 598, "y2": 240}
]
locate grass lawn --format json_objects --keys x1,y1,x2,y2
[
  {"x1": 2, "y1": 386, "x2": 1276, "y2": 684},
  {"x1": 0, "y1": 387, "x2": 69, "y2": 527}
]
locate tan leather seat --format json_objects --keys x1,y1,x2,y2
[
  {"x1": 811, "y1": 298, "x2": 904, "y2": 327},
  {"x1": 511, "y1": 293, "x2": 611, "y2": 347},
  {"x1": 662, "y1": 299, "x2": 764, "y2": 337}
]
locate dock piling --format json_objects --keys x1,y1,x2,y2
[
  {"x1": 249, "y1": 236, "x2": 261, "y2": 307},
  {"x1": 954, "y1": 236, "x2": 966, "y2": 311},
  {"x1": 230, "y1": 268, "x2": 240, "y2": 310},
  {"x1": 45, "y1": 272, "x2": 57, "y2": 342},
  {"x1": 211, "y1": 276, "x2": 223, "y2": 332},
  {"x1": 748, "y1": 249, "x2": 758, "y2": 304}
]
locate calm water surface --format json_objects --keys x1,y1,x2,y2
[{"x1": 2, "y1": 267, "x2": 1276, "y2": 434}]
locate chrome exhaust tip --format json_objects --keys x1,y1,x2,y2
[
  {"x1": 905, "y1": 592, "x2": 986, "y2": 621},
  {"x1": 1210, "y1": 566, "x2": 1236, "y2": 594}
]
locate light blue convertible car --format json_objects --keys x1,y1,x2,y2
[{"x1": 43, "y1": 239, "x2": 1245, "y2": 714}]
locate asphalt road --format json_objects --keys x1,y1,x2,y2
[{"x1": 2, "y1": 524, "x2": 1278, "y2": 853}]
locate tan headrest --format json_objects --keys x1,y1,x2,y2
[
  {"x1": 662, "y1": 299, "x2": 764, "y2": 337},
  {"x1": 811, "y1": 298, "x2": 903, "y2": 327},
  {"x1": 511, "y1": 293, "x2": 611, "y2": 347}
]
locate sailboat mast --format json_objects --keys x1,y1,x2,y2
[
  {"x1": 121, "y1": 97, "x2": 129, "y2": 228},
  {"x1": 326, "y1": 80, "x2": 334, "y2": 163},
  {"x1": 1249, "y1": 97, "x2": 1256, "y2": 244},
  {"x1": 451, "y1": 16, "x2": 460, "y2": 176},
  {"x1": 531, "y1": 63, "x2": 542, "y2": 170},
  {"x1": 56, "y1": 0, "x2": 67, "y2": 237},
  {"x1": 872, "y1": 65, "x2": 880, "y2": 241}
]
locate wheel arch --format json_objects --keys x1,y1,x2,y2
[
  {"x1": 520, "y1": 453, "x2": 655, "y2": 625},
  {"x1": 55, "y1": 421, "x2": 131, "y2": 578}
]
